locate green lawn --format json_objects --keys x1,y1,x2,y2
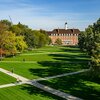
[
  {"x1": 0, "y1": 46, "x2": 95, "y2": 100},
  {"x1": 3, "y1": 54, "x2": 55, "y2": 61},
  {"x1": 0, "y1": 72, "x2": 16, "y2": 85},
  {"x1": 39, "y1": 72, "x2": 100, "y2": 100},
  {"x1": 0, "y1": 46, "x2": 90, "y2": 79},
  {"x1": 0, "y1": 85, "x2": 61, "y2": 100}
]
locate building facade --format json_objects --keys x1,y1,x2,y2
[{"x1": 47, "y1": 26, "x2": 80, "y2": 45}]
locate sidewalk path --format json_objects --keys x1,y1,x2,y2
[
  {"x1": 0, "y1": 68, "x2": 86, "y2": 100},
  {"x1": 34, "y1": 69, "x2": 89, "y2": 81},
  {"x1": 0, "y1": 68, "x2": 29, "y2": 82},
  {"x1": 29, "y1": 81, "x2": 82, "y2": 100},
  {"x1": 0, "y1": 82, "x2": 25, "y2": 89}
]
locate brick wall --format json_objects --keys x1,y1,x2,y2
[{"x1": 49, "y1": 34, "x2": 79, "y2": 45}]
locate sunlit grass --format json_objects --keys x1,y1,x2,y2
[
  {"x1": 0, "y1": 72, "x2": 16, "y2": 85},
  {"x1": 0, "y1": 85, "x2": 59, "y2": 100},
  {"x1": 39, "y1": 72, "x2": 100, "y2": 100},
  {"x1": 0, "y1": 46, "x2": 90, "y2": 79}
]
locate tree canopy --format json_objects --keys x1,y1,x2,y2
[
  {"x1": 55, "y1": 38, "x2": 62, "y2": 45},
  {"x1": 0, "y1": 19, "x2": 50, "y2": 58},
  {"x1": 78, "y1": 18, "x2": 100, "y2": 77}
]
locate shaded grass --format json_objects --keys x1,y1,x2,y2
[
  {"x1": 0, "y1": 63, "x2": 43, "y2": 79},
  {"x1": 0, "y1": 46, "x2": 92, "y2": 100},
  {"x1": 0, "y1": 84, "x2": 61, "y2": 100},
  {"x1": 0, "y1": 46, "x2": 90, "y2": 79},
  {"x1": 39, "y1": 72, "x2": 100, "y2": 100},
  {"x1": 0, "y1": 61, "x2": 88, "y2": 79},
  {"x1": 0, "y1": 72, "x2": 16, "y2": 85}
]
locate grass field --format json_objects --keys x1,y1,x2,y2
[
  {"x1": 0, "y1": 84, "x2": 61, "y2": 100},
  {"x1": 0, "y1": 46, "x2": 90, "y2": 79},
  {"x1": 0, "y1": 46, "x2": 92, "y2": 100},
  {"x1": 39, "y1": 72, "x2": 100, "y2": 100},
  {"x1": 0, "y1": 72, "x2": 16, "y2": 85}
]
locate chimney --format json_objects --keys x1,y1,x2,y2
[
  {"x1": 65, "y1": 22, "x2": 68, "y2": 30},
  {"x1": 58, "y1": 27, "x2": 59, "y2": 33},
  {"x1": 73, "y1": 28, "x2": 74, "y2": 33}
]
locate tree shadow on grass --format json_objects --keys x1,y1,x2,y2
[
  {"x1": 21, "y1": 84, "x2": 63, "y2": 100},
  {"x1": 61, "y1": 47, "x2": 81, "y2": 53},
  {"x1": 39, "y1": 73, "x2": 100, "y2": 100},
  {"x1": 48, "y1": 53, "x2": 90, "y2": 63},
  {"x1": 29, "y1": 61, "x2": 88, "y2": 78},
  {"x1": 29, "y1": 46, "x2": 90, "y2": 78}
]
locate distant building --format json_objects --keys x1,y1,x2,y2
[{"x1": 47, "y1": 23, "x2": 80, "y2": 45}]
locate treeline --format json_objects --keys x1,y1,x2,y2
[
  {"x1": 0, "y1": 20, "x2": 51, "y2": 57},
  {"x1": 78, "y1": 18, "x2": 100, "y2": 77}
]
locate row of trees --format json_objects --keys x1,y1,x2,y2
[
  {"x1": 0, "y1": 19, "x2": 51, "y2": 58},
  {"x1": 78, "y1": 18, "x2": 100, "y2": 77},
  {"x1": 10, "y1": 23, "x2": 51, "y2": 48}
]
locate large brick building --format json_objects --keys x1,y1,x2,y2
[{"x1": 47, "y1": 23, "x2": 80, "y2": 45}]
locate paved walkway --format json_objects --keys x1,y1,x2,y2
[
  {"x1": 0, "y1": 68, "x2": 87, "y2": 100},
  {"x1": 0, "y1": 82, "x2": 25, "y2": 89},
  {"x1": 0, "y1": 68, "x2": 29, "y2": 82},
  {"x1": 34, "y1": 69, "x2": 89, "y2": 81},
  {"x1": 29, "y1": 81, "x2": 82, "y2": 100}
]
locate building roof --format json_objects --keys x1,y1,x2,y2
[{"x1": 47, "y1": 29, "x2": 80, "y2": 35}]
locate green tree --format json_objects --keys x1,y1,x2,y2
[
  {"x1": 91, "y1": 18, "x2": 100, "y2": 76},
  {"x1": 0, "y1": 19, "x2": 50, "y2": 53},
  {"x1": 78, "y1": 18, "x2": 100, "y2": 77},
  {"x1": 78, "y1": 31, "x2": 86, "y2": 51},
  {"x1": 0, "y1": 31, "x2": 17, "y2": 56},
  {"x1": 55, "y1": 38, "x2": 62, "y2": 45},
  {"x1": 38, "y1": 33, "x2": 47, "y2": 47},
  {"x1": 0, "y1": 20, "x2": 12, "y2": 27},
  {"x1": 15, "y1": 36, "x2": 27, "y2": 52},
  {"x1": 0, "y1": 20, "x2": 27, "y2": 58},
  {"x1": 10, "y1": 25, "x2": 22, "y2": 36},
  {"x1": 0, "y1": 21, "x2": 11, "y2": 59}
]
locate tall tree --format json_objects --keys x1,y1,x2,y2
[
  {"x1": 0, "y1": 22, "x2": 9, "y2": 59},
  {"x1": 78, "y1": 18, "x2": 100, "y2": 77},
  {"x1": 78, "y1": 31, "x2": 86, "y2": 51},
  {"x1": 15, "y1": 36, "x2": 27, "y2": 52},
  {"x1": 55, "y1": 38, "x2": 62, "y2": 45}
]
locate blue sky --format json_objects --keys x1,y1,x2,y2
[{"x1": 0, "y1": 0, "x2": 100, "y2": 31}]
